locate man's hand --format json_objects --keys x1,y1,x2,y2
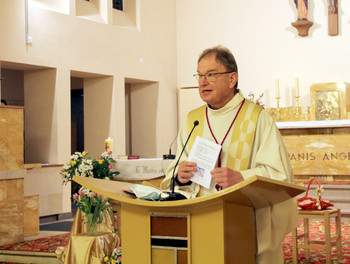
[
  {"x1": 177, "y1": 161, "x2": 197, "y2": 184},
  {"x1": 211, "y1": 167, "x2": 244, "y2": 188}
]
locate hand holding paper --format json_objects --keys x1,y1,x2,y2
[{"x1": 187, "y1": 136, "x2": 221, "y2": 189}]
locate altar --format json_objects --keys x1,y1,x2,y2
[
  {"x1": 113, "y1": 158, "x2": 173, "y2": 188},
  {"x1": 276, "y1": 119, "x2": 350, "y2": 182},
  {"x1": 275, "y1": 119, "x2": 350, "y2": 221}
]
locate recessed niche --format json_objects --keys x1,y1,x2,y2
[
  {"x1": 75, "y1": 0, "x2": 108, "y2": 24},
  {"x1": 31, "y1": 0, "x2": 70, "y2": 15},
  {"x1": 112, "y1": 0, "x2": 139, "y2": 30},
  {"x1": 71, "y1": 70, "x2": 113, "y2": 158},
  {"x1": 125, "y1": 78, "x2": 158, "y2": 157},
  {"x1": 1, "y1": 61, "x2": 56, "y2": 164}
]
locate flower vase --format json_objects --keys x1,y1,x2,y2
[{"x1": 87, "y1": 215, "x2": 99, "y2": 235}]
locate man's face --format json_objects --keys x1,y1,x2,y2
[{"x1": 197, "y1": 53, "x2": 238, "y2": 109}]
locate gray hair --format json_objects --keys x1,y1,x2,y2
[{"x1": 198, "y1": 46, "x2": 238, "y2": 88}]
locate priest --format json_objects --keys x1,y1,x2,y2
[{"x1": 160, "y1": 45, "x2": 297, "y2": 264}]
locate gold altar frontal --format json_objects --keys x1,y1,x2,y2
[{"x1": 283, "y1": 134, "x2": 350, "y2": 176}]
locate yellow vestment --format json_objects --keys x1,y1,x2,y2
[{"x1": 160, "y1": 91, "x2": 297, "y2": 264}]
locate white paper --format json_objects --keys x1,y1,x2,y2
[{"x1": 187, "y1": 136, "x2": 221, "y2": 189}]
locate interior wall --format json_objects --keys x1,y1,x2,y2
[
  {"x1": 84, "y1": 76, "x2": 114, "y2": 158},
  {"x1": 0, "y1": 0, "x2": 178, "y2": 163},
  {"x1": 24, "y1": 69, "x2": 57, "y2": 164},
  {"x1": 176, "y1": 0, "x2": 350, "y2": 110},
  {"x1": 0, "y1": 69, "x2": 24, "y2": 106},
  {"x1": 128, "y1": 81, "x2": 158, "y2": 158}
]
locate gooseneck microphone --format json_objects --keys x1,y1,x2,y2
[
  {"x1": 160, "y1": 120, "x2": 199, "y2": 201},
  {"x1": 163, "y1": 134, "x2": 177, "y2": 160}
]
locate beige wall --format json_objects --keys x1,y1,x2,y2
[
  {"x1": 4, "y1": 0, "x2": 348, "y2": 162},
  {"x1": 176, "y1": 0, "x2": 350, "y2": 111},
  {"x1": 0, "y1": 0, "x2": 178, "y2": 162}
]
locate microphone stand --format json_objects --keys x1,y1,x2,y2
[
  {"x1": 160, "y1": 120, "x2": 199, "y2": 201},
  {"x1": 163, "y1": 134, "x2": 177, "y2": 160}
]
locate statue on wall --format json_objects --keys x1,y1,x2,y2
[
  {"x1": 327, "y1": 0, "x2": 338, "y2": 36},
  {"x1": 291, "y1": 0, "x2": 313, "y2": 37},
  {"x1": 328, "y1": 0, "x2": 336, "y2": 14},
  {"x1": 294, "y1": 0, "x2": 308, "y2": 21}
]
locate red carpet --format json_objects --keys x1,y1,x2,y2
[
  {"x1": 0, "y1": 233, "x2": 70, "y2": 254},
  {"x1": 283, "y1": 221, "x2": 350, "y2": 264}
]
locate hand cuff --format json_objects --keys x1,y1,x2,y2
[{"x1": 175, "y1": 175, "x2": 192, "y2": 186}]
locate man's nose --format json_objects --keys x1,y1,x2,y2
[{"x1": 198, "y1": 76, "x2": 209, "y2": 86}]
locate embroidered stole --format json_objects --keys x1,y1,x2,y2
[{"x1": 187, "y1": 100, "x2": 262, "y2": 196}]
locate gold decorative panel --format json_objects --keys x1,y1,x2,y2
[
  {"x1": 282, "y1": 134, "x2": 350, "y2": 175},
  {"x1": 310, "y1": 82, "x2": 350, "y2": 120}
]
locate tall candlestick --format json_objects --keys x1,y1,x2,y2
[
  {"x1": 295, "y1": 76, "x2": 299, "y2": 97},
  {"x1": 275, "y1": 77, "x2": 280, "y2": 98},
  {"x1": 105, "y1": 137, "x2": 113, "y2": 152}
]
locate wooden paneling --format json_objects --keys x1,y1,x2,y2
[{"x1": 151, "y1": 216, "x2": 187, "y2": 237}]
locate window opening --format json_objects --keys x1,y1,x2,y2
[{"x1": 113, "y1": 0, "x2": 123, "y2": 11}]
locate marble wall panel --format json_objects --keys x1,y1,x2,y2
[
  {"x1": 24, "y1": 194, "x2": 39, "y2": 236},
  {"x1": 283, "y1": 134, "x2": 350, "y2": 175},
  {"x1": 0, "y1": 178, "x2": 24, "y2": 202},
  {"x1": 0, "y1": 107, "x2": 24, "y2": 170},
  {"x1": 0, "y1": 178, "x2": 24, "y2": 245},
  {"x1": 0, "y1": 200, "x2": 24, "y2": 245}
]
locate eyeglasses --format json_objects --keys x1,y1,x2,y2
[{"x1": 193, "y1": 71, "x2": 234, "y2": 82}]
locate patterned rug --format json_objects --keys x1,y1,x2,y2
[
  {"x1": 0, "y1": 233, "x2": 70, "y2": 255},
  {"x1": 283, "y1": 220, "x2": 350, "y2": 264}
]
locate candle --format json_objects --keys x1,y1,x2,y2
[
  {"x1": 275, "y1": 77, "x2": 280, "y2": 98},
  {"x1": 105, "y1": 137, "x2": 113, "y2": 152},
  {"x1": 295, "y1": 76, "x2": 299, "y2": 97}
]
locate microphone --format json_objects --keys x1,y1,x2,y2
[
  {"x1": 160, "y1": 120, "x2": 199, "y2": 201},
  {"x1": 163, "y1": 134, "x2": 177, "y2": 160}
]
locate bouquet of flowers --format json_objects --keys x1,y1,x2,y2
[
  {"x1": 72, "y1": 187, "x2": 119, "y2": 234},
  {"x1": 61, "y1": 151, "x2": 120, "y2": 185},
  {"x1": 247, "y1": 92, "x2": 265, "y2": 107},
  {"x1": 104, "y1": 246, "x2": 122, "y2": 264}
]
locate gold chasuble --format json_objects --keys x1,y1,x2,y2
[{"x1": 187, "y1": 99, "x2": 262, "y2": 195}]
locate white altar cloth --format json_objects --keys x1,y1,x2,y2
[{"x1": 113, "y1": 158, "x2": 173, "y2": 181}]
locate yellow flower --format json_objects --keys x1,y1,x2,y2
[
  {"x1": 82, "y1": 151, "x2": 87, "y2": 157},
  {"x1": 111, "y1": 259, "x2": 116, "y2": 264},
  {"x1": 71, "y1": 160, "x2": 76, "y2": 166},
  {"x1": 103, "y1": 256, "x2": 109, "y2": 262},
  {"x1": 98, "y1": 159, "x2": 103, "y2": 164}
]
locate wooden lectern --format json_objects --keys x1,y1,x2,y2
[{"x1": 73, "y1": 175, "x2": 304, "y2": 264}]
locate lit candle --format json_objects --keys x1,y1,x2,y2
[
  {"x1": 105, "y1": 137, "x2": 113, "y2": 152},
  {"x1": 275, "y1": 77, "x2": 280, "y2": 98},
  {"x1": 295, "y1": 76, "x2": 299, "y2": 97}
]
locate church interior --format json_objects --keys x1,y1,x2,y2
[{"x1": 1, "y1": 0, "x2": 350, "y2": 263}]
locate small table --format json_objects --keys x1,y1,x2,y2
[
  {"x1": 62, "y1": 232, "x2": 118, "y2": 264},
  {"x1": 292, "y1": 208, "x2": 342, "y2": 264}
]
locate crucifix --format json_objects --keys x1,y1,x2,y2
[{"x1": 328, "y1": 0, "x2": 338, "y2": 36}]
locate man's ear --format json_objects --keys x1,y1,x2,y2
[{"x1": 229, "y1": 72, "x2": 238, "y2": 89}]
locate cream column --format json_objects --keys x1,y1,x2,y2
[{"x1": 113, "y1": 76, "x2": 126, "y2": 156}]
